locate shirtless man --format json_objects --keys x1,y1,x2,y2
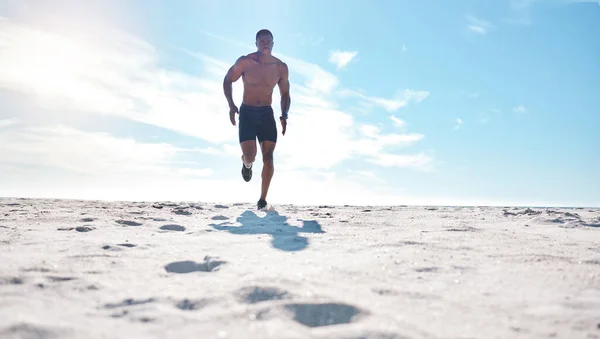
[{"x1": 222, "y1": 29, "x2": 291, "y2": 210}]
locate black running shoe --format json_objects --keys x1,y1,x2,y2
[
  {"x1": 241, "y1": 163, "x2": 252, "y2": 182},
  {"x1": 257, "y1": 199, "x2": 267, "y2": 210}
]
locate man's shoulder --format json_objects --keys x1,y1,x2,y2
[
  {"x1": 273, "y1": 57, "x2": 288, "y2": 69},
  {"x1": 236, "y1": 53, "x2": 257, "y2": 64},
  {"x1": 271, "y1": 55, "x2": 286, "y2": 65}
]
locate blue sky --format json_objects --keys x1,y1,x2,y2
[{"x1": 0, "y1": 0, "x2": 598, "y2": 207}]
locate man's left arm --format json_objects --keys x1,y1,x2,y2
[
  {"x1": 278, "y1": 62, "x2": 291, "y2": 135},
  {"x1": 278, "y1": 63, "x2": 291, "y2": 119}
]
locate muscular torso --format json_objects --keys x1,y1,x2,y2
[{"x1": 241, "y1": 53, "x2": 282, "y2": 106}]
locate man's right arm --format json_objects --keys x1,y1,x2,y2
[{"x1": 223, "y1": 56, "x2": 245, "y2": 108}]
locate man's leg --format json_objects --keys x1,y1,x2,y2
[
  {"x1": 259, "y1": 140, "x2": 276, "y2": 202},
  {"x1": 238, "y1": 105, "x2": 257, "y2": 182},
  {"x1": 240, "y1": 140, "x2": 257, "y2": 182},
  {"x1": 255, "y1": 107, "x2": 278, "y2": 209},
  {"x1": 240, "y1": 140, "x2": 257, "y2": 166}
]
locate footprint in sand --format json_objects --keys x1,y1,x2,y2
[
  {"x1": 372, "y1": 288, "x2": 398, "y2": 296},
  {"x1": 0, "y1": 323, "x2": 64, "y2": 339},
  {"x1": 117, "y1": 243, "x2": 137, "y2": 248},
  {"x1": 104, "y1": 297, "x2": 155, "y2": 309},
  {"x1": 21, "y1": 267, "x2": 51, "y2": 273},
  {"x1": 46, "y1": 276, "x2": 76, "y2": 282},
  {"x1": 282, "y1": 302, "x2": 366, "y2": 328},
  {"x1": 445, "y1": 226, "x2": 479, "y2": 232},
  {"x1": 164, "y1": 256, "x2": 226, "y2": 274},
  {"x1": 584, "y1": 217, "x2": 600, "y2": 227},
  {"x1": 0, "y1": 276, "x2": 24, "y2": 285},
  {"x1": 173, "y1": 208, "x2": 192, "y2": 216},
  {"x1": 80, "y1": 217, "x2": 96, "y2": 222},
  {"x1": 57, "y1": 226, "x2": 95, "y2": 232},
  {"x1": 103, "y1": 297, "x2": 156, "y2": 321},
  {"x1": 414, "y1": 267, "x2": 440, "y2": 273},
  {"x1": 115, "y1": 220, "x2": 142, "y2": 227},
  {"x1": 211, "y1": 215, "x2": 228, "y2": 221},
  {"x1": 175, "y1": 298, "x2": 211, "y2": 311},
  {"x1": 235, "y1": 286, "x2": 291, "y2": 304},
  {"x1": 159, "y1": 224, "x2": 186, "y2": 232},
  {"x1": 214, "y1": 204, "x2": 229, "y2": 209},
  {"x1": 102, "y1": 243, "x2": 137, "y2": 250}
]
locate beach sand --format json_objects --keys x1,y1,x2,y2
[{"x1": 1, "y1": 198, "x2": 599, "y2": 339}]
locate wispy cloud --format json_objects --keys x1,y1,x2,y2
[
  {"x1": 454, "y1": 118, "x2": 463, "y2": 130},
  {"x1": 390, "y1": 115, "x2": 406, "y2": 129},
  {"x1": 466, "y1": 15, "x2": 494, "y2": 35},
  {"x1": 513, "y1": 105, "x2": 527, "y2": 113},
  {"x1": 0, "y1": 17, "x2": 239, "y2": 144},
  {"x1": 0, "y1": 118, "x2": 19, "y2": 129},
  {"x1": 401, "y1": 44, "x2": 408, "y2": 53},
  {"x1": 0, "y1": 124, "x2": 211, "y2": 177},
  {"x1": 507, "y1": 0, "x2": 538, "y2": 25},
  {"x1": 341, "y1": 88, "x2": 430, "y2": 112},
  {"x1": 288, "y1": 33, "x2": 324, "y2": 47},
  {"x1": 353, "y1": 125, "x2": 433, "y2": 171},
  {"x1": 328, "y1": 50, "x2": 358, "y2": 70}
]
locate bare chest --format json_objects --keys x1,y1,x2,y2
[{"x1": 242, "y1": 63, "x2": 280, "y2": 87}]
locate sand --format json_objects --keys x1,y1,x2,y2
[{"x1": 1, "y1": 197, "x2": 599, "y2": 339}]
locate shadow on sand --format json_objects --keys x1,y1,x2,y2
[{"x1": 209, "y1": 210, "x2": 324, "y2": 251}]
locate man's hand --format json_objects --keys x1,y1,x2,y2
[
  {"x1": 229, "y1": 105, "x2": 238, "y2": 126},
  {"x1": 280, "y1": 117, "x2": 287, "y2": 136}
]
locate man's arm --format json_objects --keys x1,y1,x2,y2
[
  {"x1": 223, "y1": 56, "x2": 245, "y2": 108},
  {"x1": 278, "y1": 62, "x2": 291, "y2": 119}
]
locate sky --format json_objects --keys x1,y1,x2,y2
[{"x1": 0, "y1": 0, "x2": 598, "y2": 207}]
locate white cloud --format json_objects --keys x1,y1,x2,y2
[
  {"x1": 283, "y1": 55, "x2": 339, "y2": 95},
  {"x1": 466, "y1": 15, "x2": 494, "y2": 35},
  {"x1": 454, "y1": 118, "x2": 463, "y2": 130},
  {"x1": 366, "y1": 152, "x2": 434, "y2": 170},
  {"x1": 0, "y1": 17, "x2": 239, "y2": 144},
  {"x1": 507, "y1": 0, "x2": 539, "y2": 25},
  {"x1": 351, "y1": 125, "x2": 433, "y2": 172},
  {"x1": 288, "y1": 33, "x2": 324, "y2": 47},
  {"x1": 328, "y1": 50, "x2": 358, "y2": 70},
  {"x1": 0, "y1": 118, "x2": 19, "y2": 129},
  {"x1": 275, "y1": 106, "x2": 355, "y2": 171},
  {"x1": 478, "y1": 108, "x2": 504, "y2": 124},
  {"x1": 514, "y1": 105, "x2": 527, "y2": 113},
  {"x1": 341, "y1": 88, "x2": 430, "y2": 112},
  {"x1": 0, "y1": 123, "x2": 212, "y2": 178},
  {"x1": 390, "y1": 115, "x2": 406, "y2": 129},
  {"x1": 0, "y1": 123, "x2": 429, "y2": 205}
]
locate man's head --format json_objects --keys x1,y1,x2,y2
[{"x1": 255, "y1": 29, "x2": 273, "y2": 55}]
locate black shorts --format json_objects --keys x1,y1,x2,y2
[{"x1": 238, "y1": 103, "x2": 277, "y2": 143}]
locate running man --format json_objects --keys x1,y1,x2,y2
[{"x1": 222, "y1": 29, "x2": 291, "y2": 210}]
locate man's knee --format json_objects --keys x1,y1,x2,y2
[
  {"x1": 262, "y1": 152, "x2": 274, "y2": 163},
  {"x1": 245, "y1": 154, "x2": 256, "y2": 163}
]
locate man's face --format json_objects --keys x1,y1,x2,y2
[{"x1": 256, "y1": 34, "x2": 273, "y2": 54}]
